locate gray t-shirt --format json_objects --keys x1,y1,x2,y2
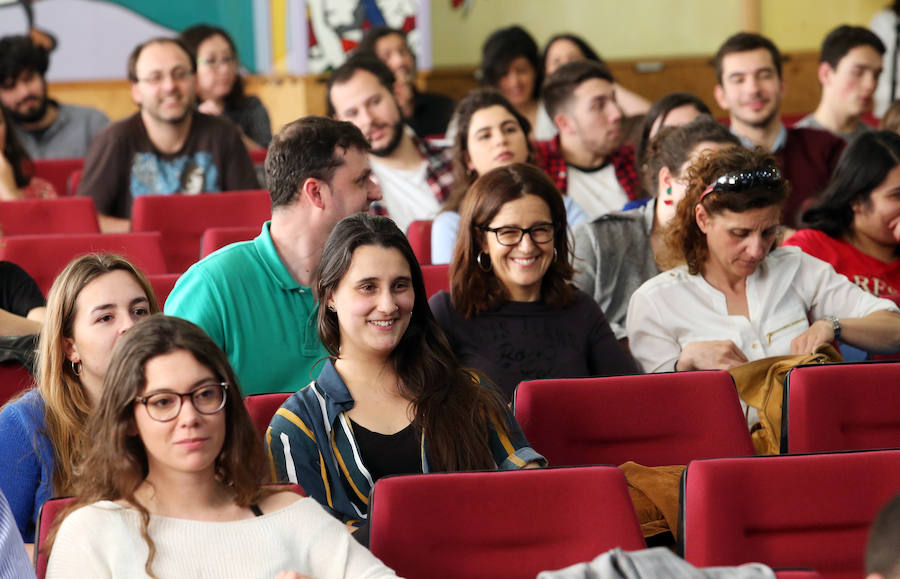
[
  {"x1": 793, "y1": 114, "x2": 871, "y2": 143},
  {"x1": 12, "y1": 102, "x2": 108, "y2": 159}
]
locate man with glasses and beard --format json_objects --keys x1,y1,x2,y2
[
  {"x1": 77, "y1": 37, "x2": 258, "y2": 232},
  {"x1": 0, "y1": 35, "x2": 108, "y2": 159},
  {"x1": 327, "y1": 53, "x2": 454, "y2": 234}
]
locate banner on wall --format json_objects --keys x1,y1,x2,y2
[{"x1": 0, "y1": 0, "x2": 429, "y2": 80}]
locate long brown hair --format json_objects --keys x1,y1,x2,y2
[
  {"x1": 35, "y1": 254, "x2": 159, "y2": 497},
  {"x1": 316, "y1": 213, "x2": 509, "y2": 472},
  {"x1": 47, "y1": 315, "x2": 270, "y2": 577},
  {"x1": 450, "y1": 163, "x2": 575, "y2": 318},
  {"x1": 659, "y1": 146, "x2": 789, "y2": 274}
]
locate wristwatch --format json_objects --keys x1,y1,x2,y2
[{"x1": 824, "y1": 315, "x2": 841, "y2": 341}]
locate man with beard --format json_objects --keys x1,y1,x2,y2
[
  {"x1": 713, "y1": 32, "x2": 845, "y2": 227},
  {"x1": 0, "y1": 35, "x2": 108, "y2": 159},
  {"x1": 77, "y1": 37, "x2": 258, "y2": 232},
  {"x1": 327, "y1": 53, "x2": 453, "y2": 234}
]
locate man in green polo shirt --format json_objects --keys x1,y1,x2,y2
[{"x1": 165, "y1": 116, "x2": 382, "y2": 395}]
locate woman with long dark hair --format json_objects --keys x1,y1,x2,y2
[{"x1": 0, "y1": 105, "x2": 56, "y2": 200}]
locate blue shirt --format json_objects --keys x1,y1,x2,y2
[{"x1": 0, "y1": 489, "x2": 34, "y2": 578}]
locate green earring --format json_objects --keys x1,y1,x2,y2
[{"x1": 666, "y1": 186, "x2": 672, "y2": 196}]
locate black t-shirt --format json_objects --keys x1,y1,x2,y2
[
  {"x1": 349, "y1": 419, "x2": 421, "y2": 483},
  {"x1": 0, "y1": 261, "x2": 45, "y2": 317}
]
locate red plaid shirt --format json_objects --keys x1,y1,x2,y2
[
  {"x1": 370, "y1": 130, "x2": 454, "y2": 217},
  {"x1": 534, "y1": 136, "x2": 640, "y2": 200}
]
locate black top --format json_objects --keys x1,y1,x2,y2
[
  {"x1": 349, "y1": 419, "x2": 421, "y2": 483},
  {"x1": 0, "y1": 262, "x2": 45, "y2": 317},
  {"x1": 409, "y1": 90, "x2": 455, "y2": 138}
]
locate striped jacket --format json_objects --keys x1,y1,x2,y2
[{"x1": 266, "y1": 360, "x2": 545, "y2": 528}]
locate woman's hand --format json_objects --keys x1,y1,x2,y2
[
  {"x1": 789, "y1": 319, "x2": 834, "y2": 355},
  {"x1": 676, "y1": 340, "x2": 749, "y2": 371},
  {"x1": 198, "y1": 99, "x2": 225, "y2": 116},
  {"x1": 274, "y1": 572, "x2": 313, "y2": 579}
]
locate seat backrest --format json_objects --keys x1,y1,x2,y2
[
  {"x1": 0, "y1": 232, "x2": 168, "y2": 295},
  {"x1": 248, "y1": 148, "x2": 268, "y2": 165},
  {"x1": 34, "y1": 496, "x2": 76, "y2": 579},
  {"x1": 783, "y1": 362, "x2": 900, "y2": 454},
  {"x1": 0, "y1": 197, "x2": 100, "y2": 236},
  {"x1": 31, "y1": 158, "x2": 85, "y2": 198},
  {"x1": 147, "y1": 273, "x2": 181, "y2": 310},
  {"x1": 199, "y1": 226, "x2": 260, "y2": 259},
  {"x1": 406, "y1": 220, "x2": 433, "y2": 265},
  {"x1": 131, "y1": 191, "x2": 271, "y2": 273},
  {"x1": 0, "y1": 361, "x2": 34, "y2": 407},
  {"x1": 514, "y1": 371, "x2": 754, "y2": 467},
  {"x1": 67, "y1": 170, "x2": 83, "y2": 197},
  {"x1": 369, "y1": 466, "x2": 644, "y2": 579},
  {"x1": 244, "y1": 392, "x2": 292, "y2": 439},
  {"x1": 420, "y1": 263, "x2": 449, "y2": 299},
  {"x1": 681, "y1": 449, "x2": 900, "y2": 579}
]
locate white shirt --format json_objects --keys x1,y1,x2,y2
[
  {"x1": 626, "y1": 246, "x2": 900, "y2": 373},
  {"x1": 369, "y1": 157, "x2": 440, "y2": 234},
  {"x1": 567, "y1": 164, "x2": 629, "y2": 219}
]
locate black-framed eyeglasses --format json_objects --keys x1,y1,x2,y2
[
  {"x1": 481, "y1": 223, "x2": 555, "y2": 246},
  {"x1": 699, "y1": 166, "x2": 782, "y2": 202},
  {"x1": 135, "y1": 382, "x2": 228, "y2": 422}
]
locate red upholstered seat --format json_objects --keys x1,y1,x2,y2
[
  {"x1": 681, "y1": 449, "x2": 900, "y2": 579},
  {"x1": 0, "y1": 361, "x2": 33, "y2": 407},
  {"x1": 774, "y1": 571, "x2": 824, "y2": 579},
  {"x1": 31, "y1": 158, "x2": 84, "y2": 197},
  {"x1": 0, "y1": 232, "x2": 168, "y2": 295},
  {"x1": 420, "y1": 263, "x2": 449, "y2": 299},
  {"x1": 406, "y1": 220, "x2": 432, "y2": 265},
  {"x1": 514, "y1": 371, "x2": 754, "y2": 467},
  {"x1": 130, "y1": 191, "x2": 271, "y2": 273},
  {"x1": 34, "y1": 496, "x2": 75, "y2": 579},
  {"x1": 199, "y1": 226, "x2": 260, "y2": 259},
  {"x1": 244, "y1": 392, "x2": 292, "y2": 440},
  {"x1": 782, "y1": 361, "x2": 900, "y2": 453},
  {"x1": 248, "y1": 148, "x2": 268, "y2": 165},
  {"x1": 369, "y1": 466, "x2": 645, "y2": 579},
  {"x1": 147, "y1": 273, "x2": 180, "y2": 310},
  {"x1": 0, "y1": 197, "x2": 99, "y2": 235}
]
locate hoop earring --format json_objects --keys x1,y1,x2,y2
[
  {"x1": 476, "y1": 252, "x2": 492, "y2": 272},
  {"x1": 71, "y1": 360, "x2": 81, "y2": 376}
]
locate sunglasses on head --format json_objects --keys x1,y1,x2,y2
[{"x1": 699, "y1": 166, "x2": 782, "y2": 203}]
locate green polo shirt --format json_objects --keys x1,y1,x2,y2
[{"x1": 165, "y1": 222, "x2": 327, "y2": 395}]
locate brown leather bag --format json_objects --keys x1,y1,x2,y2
[{"x1": 728, "y1": 344, "x2": 842, "y2": 455}]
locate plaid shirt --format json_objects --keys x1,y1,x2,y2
[
  {"x1": 370, "y1": 129, "x2": 454, "y2": 217},
  {"x1": 534, "y1": 136, "x2": 640, "y2": 201}
]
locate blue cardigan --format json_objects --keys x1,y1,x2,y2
[{"x1": 0, "y1": 389, "x2": 55, "y2": 543}]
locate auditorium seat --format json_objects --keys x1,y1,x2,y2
[
  {"x1": 199, "y1": 226, "x2": 260, "y2": 259},
  {"x1": 147, "y1": 273, "x2": 180, "y2": 310},
  {"x1": 0, "y1": 197, "x2": 99, "y2": 236},
  {"x1": 0, "y1": 360, "x2": 33, "y2": 407},
  {"x1": 34, "y1": 496, "x2": 75, "y2": 579},
  {"x1": 244, "y1": 392, "x2": 292, "y2": 439},
  {"x1": 0, "y1": 232, "x2": 168, "y2": 295},
  {"x1": 782, "y1": 361, "x2": 900, "y2": 453},
  {"x1": 514, "y1": 371, "x2": 754, "y2": 467},
  {"x1": 420, "y1": 264, "x2": 449, "y2": 298},
  {"x1": 681, "y1": 449, "x2": 900, "y2": 579},
  {"x1": 31, "y1": 158, "x2": 84, "y2": 197},
  {"x1": 369, "y1": 466, "x2": 644, "y2": 579},
  {"x1": 406, "y1": 220, "x2": 433, "y2": 265},
  {"x1": 130, "y1": 191, "x2": 271, "y2": 273}
]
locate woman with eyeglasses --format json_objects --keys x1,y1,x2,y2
[
  {"x1": 0, "y1": 254, "x2": 158, "y2": 554},
  {"x1": 430, "y1": 163, "x2": 637, "y2": 401},
  {"x1": 180, "y1": 25, "x2": 272, "y2": 150},
  {"x1": 46, "y1": 315, "x2": 396, "y2": 578},
  {"x1": 626, "y1": 146, "x2": 900, "y2": 373},
  {"x1": 268, "y1": 213, "x2": 543, "y2": 541}
]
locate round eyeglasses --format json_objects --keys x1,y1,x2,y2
[
  {"x1": 135, "y1": 382, "x2": 228, "y2": 422},
  {"x1": 481, "y1": 223, "x2": 555, "y2": 246}
]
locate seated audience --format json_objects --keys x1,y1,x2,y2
[
  {"x1": 357, "y1": 26, "x2": 455, "y2": 138},
  {"x1": 635, "y1": 92, "x2": 712, "y2": 183},
  {"x1": 867, "y1": 491, "x2": 900, "y2": 579},
  {"x1": 536, "y1": 60, "x2": 640, "y2": 219},
  {"x1": 166, "y1": 116, "x2": 381, "y2": 396},
  {"x1": 785, "y1": 131, "x2": 900, "y2": 296},
  {"x1": 0, "y1": 489, "x2": 32, "y2": 579},
  {"x1": 480, "y1": 26, "x2": 547, "y2": 140},
  {"x1": 627, "y1": 146, "x2": 900, "y2": 373},
  {"x1": 431, "y1": 88, "x2": 587, "y2": 264},
  {"x1": 0, "y1": 35, "x2": 108, "y2": 159},
  {"x1": 795, "y1": 25, "x2": 884, "y2": 141},
  {"x1": 46, "y1": 315, "x2": 396, "y2": 578},
  {"x1": 0, "y1": 105, "x2": 57, "y2": 200},
  {"x1": 0, "y1": 254, "x2": 158, "y2": 548},
  {"x1": 328, "y1": 54, "x2": 453, "y2": 234},
  {"x1": 574, "y1": 117, "x2": 739, "y2": 341},
  {"x1": 713, "y1": 32, "x2": 845, "y2": 226},
  {"x1": 77, "y1": 37, "x2": 258, "y2": 233},
  {"x1": 179, "y1": 24, "x2": 272, "y2": 150},
  {"x1": 430, "y1": 163, "x2": 637, "y2": 400},
  {"x1": 268, "y1": 213, "x2": 544, "y2": 535}
]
